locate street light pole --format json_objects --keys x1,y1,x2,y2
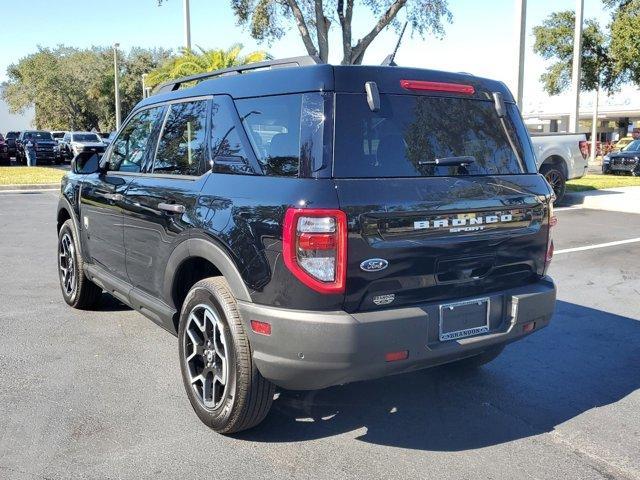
[
  {"x1": 142, "y1": 73, "x2": 149, "y2": 99},
  {"x1": 183, "y1": 0, "x2": 191, "y2": 51},
  {"x1": 590, "y1": 80, "x2": 600, "y2": 163},
  {"x1": 514, "y1": 0, "x2": 527, "y2": 111},
  {"x1": 569, "y1": 0, "x2": 584, "y2": 133},
  {"x1": 113, "y1": 43, "x2": 122, "y2": 130}
]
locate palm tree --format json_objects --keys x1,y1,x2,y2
[{"x1": 146, "y1": 44, "x2": 269, "y2": 89}]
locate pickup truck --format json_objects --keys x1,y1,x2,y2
[{"x1": 531, "y1": 133, "x2": 588, "y2": 203}]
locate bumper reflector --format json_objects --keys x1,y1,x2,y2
[
  {"x1": 385, "y1": 350, "x2": 409, "y2": 362},
  {"x1": 522, "y1": 321, "x2": 536, "y2": 333},
  {"x1": 251, "y1": 320, "x2": 272, "y2": 336}
]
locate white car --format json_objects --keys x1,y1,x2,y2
[
  {"x1": 61, "y1": 132, "x2": 107, "y2": 159},
  {"x1": 530, "y1": 133, "x2": 588, "y2": 203}
]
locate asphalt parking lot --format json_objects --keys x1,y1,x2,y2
[{"x1": 0, "y1": 192, "x2": 638, "y2": 480}]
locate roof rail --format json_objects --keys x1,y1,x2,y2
[{"x1": 153, "y1": 55, "x2": 323, "y2": 95}]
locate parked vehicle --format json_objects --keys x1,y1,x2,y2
[
  {"x1": 99, "y1": 132, "x2": 116, "y2": 147},
  {"x1": 57, "y1": 57, "x2": 557, "y2": 434},
  {"x1": 530, "y1": 133, "x2": 588, "y2": 203},
  {"x1": 16, "y1": 130, "x2": 59, "y2": 165},
  {"x1": 612, "y1": 136, "x2": 634, "y2": 153},
  {"x1": 0, "y1": 133, "x2": 9, "y2": 165},
  {"x1": 5, "y1": 131, "x2": 20, "y2": 158},
  {"x1": 60, "y1": 132, "x2": 106, "y2": 159},
  {"x1": 51, "y1": 131, "x2": 69, "y2": 163},
  {"x1": 602, "y1": 139, "x2": 640, "y2": 176}
]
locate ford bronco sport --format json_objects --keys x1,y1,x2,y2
[{"x1": 56, "y1": 56, "x2": 557, "y2": 434}]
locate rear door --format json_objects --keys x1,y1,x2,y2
[{"x1": 332, "y1": 92, "x2": 553, "y2": 313}]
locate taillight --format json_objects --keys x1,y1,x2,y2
[
  {"x1": 578, "y1": 140, "x2": 589, "y2": 160},
  {"x1": 400, "y1": 79, "x2": 475, "y2": 95},
  {"x1": 544, "y1": 202, "x2": 557, "y2": 273},
  {"x1": 283, "y1": 208, "x2": 347, "y2": 294}
]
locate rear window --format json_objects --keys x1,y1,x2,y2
[{"x1": 334, "y1": 94, "x2": 529, "y2": 178}]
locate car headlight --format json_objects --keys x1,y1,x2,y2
[{"x1": 603, "y1": 155, "x2": 610, "y2": 164}]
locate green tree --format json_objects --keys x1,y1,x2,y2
[
  {"x1": 533, "y1": 1, "x2": 640, "y2": 96},
  {"x1": 145, "y1": 44, "x2": 268, "y2": 89},
  {"x1": 1, "y1": 46, "x2": 172, "y2": 131},
  {"x1": 609, "y1": 0, "x2": 640, "y2": 84},
  {"x1": 533, "y1": 11, "x2": 614, "y2": 95},
  {"x1": 159, "y1": 0, "x2": 451, "y2": 65}
]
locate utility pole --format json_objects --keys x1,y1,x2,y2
[
  {"x1": 569, "y1": 0, "x2": 584, "y2": 133},
  {"x1": 590, "y1": 81, "x2": 600, "y2": 163},
  {"x1": 183, "y1": 0, "x2": 191, "y2": 51},
  {"x1": 113, "y1": 43, "x2": 122, "y2": 130},
  {"x1": 514, "y1": 0, "x2": 527, "y2": 111}
]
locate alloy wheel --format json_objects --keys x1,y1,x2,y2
[
  {"x1": 544, "y1": 170, "x2": 563, "y2": 192},
  {"x1": 183, "y1": 304, "x2": 229, "y2": 410},
  {"x1": 59, "y1": 233, "x2": 76, "y2": 296}
]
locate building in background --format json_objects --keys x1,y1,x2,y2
[
  {"x1": 0, "y1": 97, "x2": 34, "y2": 132},
  {"x1": 523, "y1": 86, "x2": 639, "y2": 143}
]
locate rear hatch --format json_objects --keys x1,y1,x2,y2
[{"x1": 332, "y1": 87, "x2": 552, "y2": 313}]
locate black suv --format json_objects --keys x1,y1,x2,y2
[
  {"x1": 17, "y1": 130, "x2": 59, "y2": 165},
  {"x1": 56, "y1": 57, "x2": 557, "y2": 434},
  {"x1": 5, "y1": 131, "x2": 20, "y2": 159}
]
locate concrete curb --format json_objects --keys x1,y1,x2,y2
[
  {"x1": 564, "y1": 186, "x2": 640, "y2": 214},
  {"x1": 0, "y1": 183, "x2": 59, "y2": 191}
]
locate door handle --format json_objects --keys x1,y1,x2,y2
[
  {"x1": 103, "y1": 193, "x2": 123, "y2": 202},
  {"x1": 158, "y1": 202, "x2": 186, "y2": 214}
]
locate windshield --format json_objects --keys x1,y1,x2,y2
[
  {"x1": 621, "y1": 139, "x2": 640, "y2": 152},
  {"x1": 51, "y1": 132, "x2": 65, "y2": 139},
  {"x1": 26, "y1": 131, "x2": 53, "y2": 140},
  {"x1": 73, "y1": 133, "x2": 101, "y2": 142},
  {"x1": 334, "y1": 94, "x2": 533, "y2": 178}
]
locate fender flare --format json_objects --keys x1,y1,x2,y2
[
  {"x1": 57, "y1": 195, "x2": 81, "y2": 238},
  {"x1": 163, "y1": 237, "x2": 252, "y2": 308}
]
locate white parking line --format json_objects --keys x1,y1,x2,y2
[
  {"x1": 0, "y1": 189, "x2": 58, "y2": 194},
  {"x1": 555, "y1": 205, "x2": 582, "y2": 212},
  {"x1": 555, "y1": 237, "x2": 640, "y2": 255}
]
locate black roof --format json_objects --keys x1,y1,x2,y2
[{"x1": 137, "y1": 60, "x2": 514, "y2": 112}]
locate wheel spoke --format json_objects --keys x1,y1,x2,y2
[{"x1": 183, "y1": 303, "x2": 229, "y2": 410}]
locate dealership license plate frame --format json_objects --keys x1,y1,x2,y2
[{"x1": 439, "y1": 297, "x2": 490, "y2": 341}]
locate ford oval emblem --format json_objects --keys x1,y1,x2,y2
[{"x1": 360, "y1": 258, "x2": 389, "y2": 272}]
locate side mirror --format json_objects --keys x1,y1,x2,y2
[{"x1": 72, "y1": 152, "x2": 103, "y2": 175}]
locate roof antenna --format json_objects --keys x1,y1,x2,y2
[{"x1": 381, "y1": 21, "x2": 408, "y2": 66}]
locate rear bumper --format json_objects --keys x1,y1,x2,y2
[{"x1": 238, "y1": 277, "x2": 556, "y2": 390}]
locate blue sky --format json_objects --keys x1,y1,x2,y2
[{"x1": 0, "y1": 0, "x2": 614, "y2": 103}]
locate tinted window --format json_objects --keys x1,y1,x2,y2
[
  {"x1": 25, "y1": 131, "x2": 53, "y2": 140},
  {"x1": 72, "y1": 133, "x2": 100, "y2": 142},
  {"x1": 109, "y1": 106, "x2": 164, "y2": 172},
  {"x1": 622, "y1": 140, "x2": 640, "y2": 152},
  {"x1": 153, "y1": 100, "x2": 208, "y2": 175},
  {"x1": 334, "y1": 94, "x2": 528, "y2": 178},
  {"x1": 236, "y1": 94, "x2": 301, "y2": 177},
  {"x1": 209, "y1": 97, "x2": 251, "y2": 173}
]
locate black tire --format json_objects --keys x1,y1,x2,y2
[
  {"x1": 540, "y1": 164, "x2": 567, "y2": 204},
  {"x1": 178, "y1": 277, "x2": 275, "y2": 434},
  {"x1": 446, "y1": 345, "x2": 505, "y2": 370},
  {"x1": 57, "y1": 220, "x2": 102, "y2": 309}
]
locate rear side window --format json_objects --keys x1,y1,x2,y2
[
  {"x1": 334, "y1": 94, "x2": 530, "y2": 178},
  {"x1": 153, "y1": 100, "x2": 208, "y2": 175},
  {"x1": 236, "y1": 94, "x2": 302, "y2": 177}
]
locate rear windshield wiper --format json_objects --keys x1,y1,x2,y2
[{"x1": 419, "y1": 156, "x2": 476, "y2": 166}]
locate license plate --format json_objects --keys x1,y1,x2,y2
[{"x1": 439, "y1": 297, "x2": 490, "y2": 341}]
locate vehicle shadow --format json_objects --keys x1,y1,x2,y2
[
  {"x1": 237, "y1": 300, "x2": 640, "y2": 451},
  {"x1": 96, "y1": 293, "x2": 131, "y2": 312}
]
